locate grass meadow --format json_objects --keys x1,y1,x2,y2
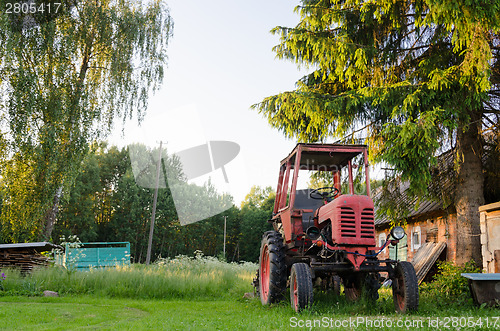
[
  {"x1": 1, "y1": 254, "x2": 255, "y2": 300},
  {"x1": 0, "y1": 255, "x2": 498, "y2": 330}
]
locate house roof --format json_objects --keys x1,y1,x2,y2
[
  {"x1": 374, "y1": 188, "x2": 447, "y2": 226},
  {"x1": 374, "y1": 150, "x2": 455, "y2": 227}
]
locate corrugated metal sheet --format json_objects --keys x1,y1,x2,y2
[
  {"x1": 411, "y1": 241, "x2": 447, "y2": 284},
  {"x1": 373, "y1": 178, "x2": 450, "y2": 226},
  {"x1": 0, "y1": 242, "x2": 61, "y2": 252}
]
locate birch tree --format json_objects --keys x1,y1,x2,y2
[{"x1": 0, "y1": 0, "x2": 172, "y2": 241}]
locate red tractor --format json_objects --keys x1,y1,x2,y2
[{"x1": 255, "y1": 143, "x2": 418, "y2": 313}]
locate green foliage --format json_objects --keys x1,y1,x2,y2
[
  {"x1": 0, "y1": 268, "x2": 44, "y2": 296},
  {"x1": 0, "y1": 269, "x2": 4, "y2": 290},
  {"x1": 1, "y1": 257, "x2": 499, "y2": 329},
  {"x1": 2, "y1": 269, "x2": 500, "y2": 330},
  {"x1": 308, "y1": 171, "x2": 334, "y2": 190},
  {"x1": 53, "y1": 143, "x2": 130, "y2": 242},
  {"x1": 0, "y1": 139, "x2": 283, "y2": 264},
  {"x1": 238, "y1": 186, "x2": 274, "y2": 262},
  {"x1": 0, "y1": 293, "x2": 499, "y2": 331},
  {"x1": 240, "y1": 186, "x2": 275, "y2": 210},
  {"x1": 420, "y1": 261, "x2": 481, "y2": 304},
  {"x1": 308, "y1": 154, "x2": 381, "y2": 195},
  {"x1": 0, "y1": 0, "x2": 173, "y2": 241}
]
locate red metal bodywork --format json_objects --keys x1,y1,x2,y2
[
  {"x1": 316, "y1": 194, "x2": 375, "y2": 246},
  {"x1": 271, "y1": 143, "x2": 377, "y2": 271}
]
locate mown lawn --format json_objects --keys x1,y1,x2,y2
[
  {"x1": 0, "y1": 296, "x2": 275, "y2": 330},
  {"x1": 1, "y1": 290, "x2": 498, "y2": 330}
]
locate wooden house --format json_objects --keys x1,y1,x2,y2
[
  {"x1": 374, "y1": 191, "x2": 456, "y2": 283},
  {"x1": 374, "y1": 177, "x2": 499, "y2": 282}
]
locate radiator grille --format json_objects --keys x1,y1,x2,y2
[
  {"x1": 360, "y1": 208, "x2": 375, "y2": 239},
  {"x1": 339, "y1": 207, "x2": 356, "y2": 238},
  {"x1": 339, "y1": 207, "x2": 375, "y2": 239}
]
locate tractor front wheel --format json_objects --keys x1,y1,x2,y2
[
  {"x1": 290, "y1": 263, "x2": 313, "y2": 312},
  {"x1": 392, "y1": 261, "x2": 419, "y2": 313},
  {"x1": 258, "y1": 231, "x2": 286, "y2": 305},
  {"x1": 320, "y1": 275, "x2": 341, "y2": 296}
]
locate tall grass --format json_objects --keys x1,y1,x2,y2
[{"x1": 0, "y1": 253, "x2": 257, "y2": 300}]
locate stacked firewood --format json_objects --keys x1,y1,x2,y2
[{"x1": 0, "y1": 248, "x2": 51, "y2": 273}]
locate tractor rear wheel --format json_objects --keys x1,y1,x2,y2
[
  {"x1": 344, "y1": 275, "x2": 362, "y2": 302},
  {"x1": 320, "y1": 275, "x2": 341, "y2": 296},
  {"x1": 392, "y1": 261, "x2": 419, "y2": 313},
  {"x1": 290, "y1": 263, "x2": 313, "y2": 312},
  {"x1": 332, "y1": 276, "x2": 341, "y2": 297},
  {"x1": 258, "y1": 231, "x2": 286, "y2": 305},
  {"x1": 344, "y1": 273, "x2": 379, "y2": 302}
]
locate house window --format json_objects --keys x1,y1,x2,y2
[
  {"x1": 379, "y1": 233, "x2": 387, "y2": 251},
  {"x1": 412, "y1": 226, "x2": 421, "y2": 251}
]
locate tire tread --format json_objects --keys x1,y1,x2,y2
[
  {"x1": 290, "y1": 263, "x2": 313, "y2": 312},
  {"x1": 393, "y1": 261, "x2": 419, "y2": 313},
  {"x1": 259, "y1": 231, "x2": 286, "y2": 304}
]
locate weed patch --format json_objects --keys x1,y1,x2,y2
[
  {"x1": 0, "y1": 253, "x2": 256, "y2": 300},
  {"x1": 419, "y1": 261, "x2": 481, "y2": 308}
]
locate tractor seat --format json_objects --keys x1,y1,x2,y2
[{"x1": 293, "y1": 189, "x2": 326, "y2": 230}]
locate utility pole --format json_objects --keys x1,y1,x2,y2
[
  {"x1": 223, "y1": 215, "x2": 227, "y2": 259},
  {"x1": 146, "y1": 141, "x2": 162, "y2": 265}
]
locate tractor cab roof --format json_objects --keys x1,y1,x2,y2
[{"x1": 280, "y1": 143, "x2": 368, "y2": 171}]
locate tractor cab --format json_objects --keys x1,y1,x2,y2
[{"x1": 271, "y1": 143, "x2": 373, "y2": 248}]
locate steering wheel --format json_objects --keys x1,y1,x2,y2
[{"x1": 309, "y1": 186, "x2": 340, "y2": 200}]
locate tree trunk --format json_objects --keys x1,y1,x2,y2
[
  {"x1": 42, "y1": 185, "x2": 64, "y2": 241},
  {"x1": 454, "y1": 111, "x2": 484, "y2": 266}
]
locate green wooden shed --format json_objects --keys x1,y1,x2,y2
[{"x1": 63, "y1": 242, "x2": 130, "y2": 269}]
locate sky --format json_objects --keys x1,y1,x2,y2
[{"x1": 109, "y1": 0, "x2": 308, "y2": 205}]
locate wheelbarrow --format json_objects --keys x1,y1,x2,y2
[{"x1": 461, "y1": 273, "x2": 500, "y2": 306}]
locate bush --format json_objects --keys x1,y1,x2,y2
[{"x1": 420, "y1": 261, "x2": 481, "y2": 304}]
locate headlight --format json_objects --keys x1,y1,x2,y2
[{"x1": 390, "y1": 226, "x2": 406, "y2": 240}]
